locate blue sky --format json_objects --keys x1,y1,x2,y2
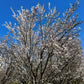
[{"x1": 0, "y1": 0, "x2": 84, "y2": 50}]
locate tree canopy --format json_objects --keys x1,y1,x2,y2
[{"x1": 0, "y1": 0, "x2": 84, "y2": 84}]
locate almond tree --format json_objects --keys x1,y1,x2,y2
[{"x1": 0, "y1": 0, "x2": 83, "y2": 84}]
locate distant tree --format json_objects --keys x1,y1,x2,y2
[{"x1": 0, "y1": 0, "x2": 83, "y2": 84}]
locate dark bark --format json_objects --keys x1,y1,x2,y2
[{"x1": 20, "y1": 79, "x2": 27, "y2": 84}]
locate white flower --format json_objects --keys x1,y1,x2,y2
[
  {"x1": 48, "y1": 2, "x2": 50, "y2": 9},
  {"x1": 78, "y1": 27, "x2": 81, "y2": 30},
  {"x1": 69, "y1": 37, "x2": 72, "y2": 40}
]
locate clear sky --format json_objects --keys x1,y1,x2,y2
[{"x1": 0, "y1": 0, "x2": 84, "y2": 51}]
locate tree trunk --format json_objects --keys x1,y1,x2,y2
[
  {"x1": 34, "y1": 77, "x2": 37, "y2": 84},
  {"x1": 20, "y1": 79, "x2": 27, "y2": 84}
]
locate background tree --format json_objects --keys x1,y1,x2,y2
[{"x1": 0, "y1": 0, "x2": 83, "y2": 84}]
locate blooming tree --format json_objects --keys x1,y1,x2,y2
[{"x1": 0, "y1": 0, "x2": 83, "y2": 84}]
